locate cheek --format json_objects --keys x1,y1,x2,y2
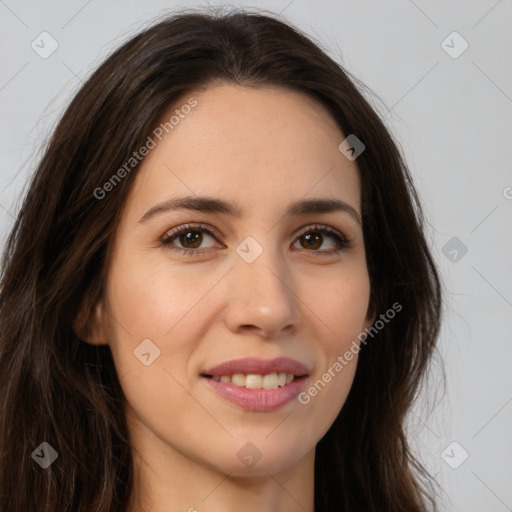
[
  {"x1": 103, "y1": 251, "x2": 224, "y2": 386},
  {"x1": 105, "y1": 250, "x2": 219, "y2": 339},
  {"x1": 289, "y1": 265, "x2": 370, "y2": 436},
  {"x1": 314, "y1": 264, "x2": 371, "y2": 347},
  {"x1": 305, "y1": 266, "x2": 370, "y2": 400},
  {"x1": 103, "y1": 254, "x2": 218, "y2": 447}
]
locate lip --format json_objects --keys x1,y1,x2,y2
[
  {"x1": 204, "y1": 377, "x2": 308, "y2": 412},
  {"x1": 201, "y1": 357, "x2": 310, "y2": 412},
  {"x1": 202, "y1": 357, "x2": 309, "y2": 377}
]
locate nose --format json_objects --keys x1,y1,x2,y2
[{"x1": 223, "y1": 245, "x2": 301, "y2": 339}]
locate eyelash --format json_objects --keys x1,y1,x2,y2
[{"x1": 160, "y1": 222, "x2": 351, "y2": 257}]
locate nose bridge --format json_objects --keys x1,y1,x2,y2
[{"x1": 223, "y1": 233, "x2": 300, "y2": 336}]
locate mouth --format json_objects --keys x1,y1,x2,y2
[
  {"x1": 200, "y1": 357, "x2": 310, "y2": 411},
  {"x1": 201, "y1": 372, "x2": 303, "y2": 389}
]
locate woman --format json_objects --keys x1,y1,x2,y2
[{"x1": 0, "y1": 8, "x2": 442, "y2": 511}]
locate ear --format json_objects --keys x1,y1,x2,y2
[
  {"x1": 362, "y1": 304, "x2": 376, "y2": 332},
  {"x1": 73, "y1": 297, "x2": 108, "y2": 346}
]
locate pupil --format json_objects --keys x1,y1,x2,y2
[
  {"x1": 181, "y1": 231, "x2": 201, "y2": 248},
  {"x1": 304, "y1": 233, "x2": 321, "y2": 249}
]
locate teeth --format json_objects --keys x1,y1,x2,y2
[
  {"x1": 262, "y1": 373, "x2": 278, "y2": 389},
  {"x1": 245, "y1": 374, "x2": 262, "y2": 389},
  {"x1": 211, "y1": 372, "x2": 296, "y2": 389},
  {"x1": 231, "y1": 373, "x2": 246, "y2": 386}
]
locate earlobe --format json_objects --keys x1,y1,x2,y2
[
  {"x1": 73, "y1": 300, "x2": 108, "y2": 346},
  {"x1": 363, "y1": 307, "x2": 376, "y2": 332}
]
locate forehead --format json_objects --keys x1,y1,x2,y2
[{"x1": 126, "y1": 84, "x2": 362, "y2": 220}]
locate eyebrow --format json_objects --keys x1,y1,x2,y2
[{"x1": 138, "y1": 196, "x2": 362, "y2": 226}]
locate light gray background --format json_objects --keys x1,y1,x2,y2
[{"x1": 1, "y1": 1, "x2": 511, "y2": 510}]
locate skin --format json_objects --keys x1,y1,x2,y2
[{"x1": 82, "y1": 83, "x2": 374, "y2": 512}]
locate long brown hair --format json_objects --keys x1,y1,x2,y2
[{"x1": 0, "y1": 7, "x2": 443, "y2": 511}]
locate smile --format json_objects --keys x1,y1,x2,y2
[
  {"x1": 209, "y1": 372, "x2": 296, "y2": 389},
  {"x1": 201, "y1": 357, "x2": 310, "y2": 412}
]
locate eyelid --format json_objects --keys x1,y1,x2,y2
[
  {"x1": 161, "y1": 222, "x2": 223, "y2": 254},
  {"x1": 295, "y1": 223, "x2": 348, "y2": 241},
  {"x1": 160, "y1": 222, "x2": 351, "y2": 255},
  {"x1": 162, "y1": 222, "x2": 221, "y2": 242}
]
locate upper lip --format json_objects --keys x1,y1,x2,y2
[{"x1": 202, "y1": 357, "x2": 309, "y2": 377}]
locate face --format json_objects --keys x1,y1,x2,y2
[{"x1": 87, "y1": 84, "x2": 373, "y2": 477}]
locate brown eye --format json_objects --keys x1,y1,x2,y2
[
  {"x1": 160, "y1": 223, "x2": 350, "y2": 257},
  {"x1": 161, "y1": 224, "x2": 221, "y2": 255},
  {"x1": 293, "y1": 225, "x2": 350, "y2": 253},
  {"x1": 176, "y1": 230, "x2": 204, "y2": 249},
  {"x1": 299, "y1": 232, "x2": 323, "y2": 250}
]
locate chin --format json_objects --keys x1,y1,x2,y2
[{"x1": 199, "y1": 435, "x2": 313, "y2": 477}]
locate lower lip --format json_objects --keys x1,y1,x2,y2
[{"x1": 203, "y1": 376, "x2": 308, "y2": 412}]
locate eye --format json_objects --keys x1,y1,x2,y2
[
  {"x1": 161, "y1": 223, "x2": 221, "y2": 256},
  {"x1": 160, "y1": 223, "x2": 350, "y2": 256},
  {"x1": 292, "y1": 224, "x2": 350, "y2": 254}
]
